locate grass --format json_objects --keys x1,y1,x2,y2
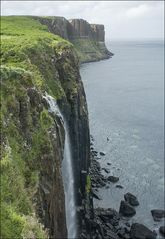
[
  {"x1": 86, "y1": 175, "x2": 91, "y2": 194},
  {"x1": 72, "y1": 38, "x2": 106, "y2": 63},
  {"x1": 1, "y1": 16, "x2": 75, "y2": 238},
  {"x1": 1, "y1": 15, "x2": 102, "y2": 238},
  {"x1": 1, "y1": 16, "x2": 72, "y2": 98}
]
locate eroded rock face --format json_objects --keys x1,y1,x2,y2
[
  {"x1": 25, "y1": 88, "x2": 67, "y2": 238},
  {"x1": 69, "y1": 19, "x2": 105, "y2": 42},
  {"x1": 37, "y1": 114, "x2": 67, "y2": 238},
  {"x1": 36, "y1": 16, "x2": 106, "y2": 43},
  {"x1": 91, "y1": 24, "x2": 105, "y2": 41},
  {"x1": 46, "y1": 46, "x2": 90, "y2": 235},
  {"x1": 34, "y1": 16, "x2": 70, "y2": 40},
  {"x1": 69, "y1": 19, "x2": 93, "y2": 39}
]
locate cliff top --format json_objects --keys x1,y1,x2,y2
[{"x1": 1, "y1": 16, "x2": 74, "y2": 97}]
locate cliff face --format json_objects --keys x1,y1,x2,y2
[
  {"x1": 90, "y1": 24, "x2": 105, "y2": 42},
  {"x1": 69, "y1": 19, "x2": 105, "y2": 42},
  {"x1": 1, "y1": 16, "x2": 90, "y2": 238},
  {"x1": 35, "y1": 16, "x2": 113, "y2": 63}
]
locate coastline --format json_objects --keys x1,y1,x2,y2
[{"x1": 80, "y1": 40, "x2": 164, "y2": 239}]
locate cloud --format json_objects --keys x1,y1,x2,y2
[
  {"x1": 1, "y1": 1, "x2": 164, "y2": 40},
  {"x1": 125, "y1": 4, "x2": 149, "y2": 18}
]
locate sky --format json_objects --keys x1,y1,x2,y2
[{"x1": 1, "y1": 1, "x2": 164, "y2": 40}]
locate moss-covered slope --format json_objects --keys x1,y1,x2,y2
[{"x1": 1, "y1": 16, "x2": 90, "y2": 238}]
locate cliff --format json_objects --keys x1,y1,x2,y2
[
  {"x1": 1, "y1": 16, "x2": 90, "y2": 238},
  {"x1": 34, "y1": 16, "x2": 113, "y2": 63}
]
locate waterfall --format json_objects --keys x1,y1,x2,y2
[{"x1": 44, "y1": 94, "x2": 77, "y2": 238}]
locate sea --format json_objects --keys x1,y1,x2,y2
[{"x1": 80, "y1": 40, "x2": 164, "y2": 237}]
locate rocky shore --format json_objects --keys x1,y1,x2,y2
[{"x1": 80, "y1": 135, "x2": 165, "y2": 239}]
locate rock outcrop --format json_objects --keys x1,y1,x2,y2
[
  {"x1": 69, "y1": 19, "x2": 105, "y2": 42},
  {"x1": 35, "y1": 16, "x2": 113, "y2": 63},
  {"x1": 91, "y1": 24, "x2": 105, "y2": 42}
]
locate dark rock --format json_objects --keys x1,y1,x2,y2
[
  {"x1": 105, "y1": 222, "x2": 116, "y2": 231},
  {"x1": 159, "y1": 226, "x2": 165, "y2": 236},
  {"x1": 107, "y1": 176, "x2": 119, "y2": 183},
  {"x1": 117, "y1": 227, "x2": 126, "y2": 237},
  {"x1": 80, "y1": 232, "x2": 87, "y2": 238},
  {"x1": 119, "y1": 200, "x2": 136, "y2": 217},
  {"x1": 92, "y1": 150, "x2": 98, "y2": 154},
  {"x1": 124, "y1": 234, "x2": 131, "y2": 239},
  {"x1": 100, "y1": 151, "x2": 106, "y2": 156},
  {"x1": 130, "y1": 223, "x2": 157, "y2": 239},
  {"x1": 92, "y1": 190, "x2": 101, "y2": 200},
  {"x1": 102, "y1": 168, "x2": 110, "y2": 173},
  {"x1": 116, "y1": 185, "x2": 123, "y2": 189},
  {"x1": 106, "y1": 230, "x2": 119, "y2": 239},
  {"x1": 124, "y1": 192, "x2": 139, "y2": 206},
  {"x1": 99, "y1": 180, "x2": 106, "y2": 187},
  {"x1": 28, "y1": 88, "x2": 41, "y2": 107},
  {"x1": 90, "y1": 135, "x2": 94, "y2": 142},
  {"x1": 95, "y1": 207, "x2": 120, "y2": 220},
  {"x1": 151, "y1": 209, "x2": 165, "y2": 221},
  {"x1": 107, "y1": 162, "x2": 111, "y2": 165},
  {"x1": 125, "y1": 222, "x2": 131, "y2": 227}
]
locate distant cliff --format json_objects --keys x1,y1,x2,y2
[{"x1": 35, "y1": 16, "x2": 113, "y2": 63}]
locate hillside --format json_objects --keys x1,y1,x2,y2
[{"x1": 1, "y1": 16, "x2": 90, "y2": 238}]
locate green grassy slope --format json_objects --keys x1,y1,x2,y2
[
  {"x1": 0, "y1": 16, "x2": 75, "y2": 239},
  {"x1": 72, "y1": 38, "x2": 110, "y2": 63}
]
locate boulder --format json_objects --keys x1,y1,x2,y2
[
  {"x1": 159, "y1": 226, "x2": 165, "y2": 236},
  {"x1": 102, "y1": 168, "x2": 110, "y2": 173},
  {"x1": 100, "y1": 151, "x2": 106, "y2": 156},
  {"x1": 130, "y1": 223, "x2": 157, "y2": 239},
  {"x1": 124, "y1": 192, "x2": 139, "y2": 206},
  {"x1": 107, "y1": 176, "x2": 119, "y2": 183},
  {"x1": 151, "y1": 209, "x2": 165, "y2": 221},
  {"x1": 119, "y1": 200, "x2": 136, "y2": 217},
  {"x1": 116, "y1": 185, "x2": 123, "y2": 189}
]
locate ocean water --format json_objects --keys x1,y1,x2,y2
[{"x1": 80, "y1": 40, "x2": 164, "y2": 235}]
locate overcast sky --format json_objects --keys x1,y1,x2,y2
[{"x1": 1, "y1": 1, "x2": 164, "y2": 40}]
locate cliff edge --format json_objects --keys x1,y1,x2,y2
[
  {"x1": 1, "y1": 15, "x2": 112, "y2": 239},
  {"x1": 35, "y1": 16, "x2": 113, "y2": 63},
  {"x1": 1, "y1": 16, "x2": 90, "y2": 238}
]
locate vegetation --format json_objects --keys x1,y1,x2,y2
[
  {"x1": 86, "y1": 175, "x2": 92, "y2": 194},
  {"x1": 1, "y1": 16, "x2": 73, "y2": 97},
  {"x1": 1, "y1": 15, "x2": 98, "y2": 238},
  {"x1": 1, "y1": 16, "x2": 76, "y2": 238},
  {"x1": 72, "y1": 39, "x2": 105, "y2": 63}
]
